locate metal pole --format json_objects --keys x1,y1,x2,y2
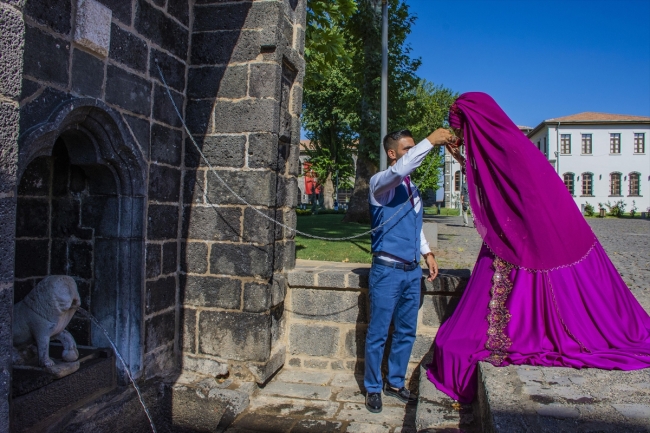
[{"x1": 380, "y1": 0, "x2": 388, "y2": 171}]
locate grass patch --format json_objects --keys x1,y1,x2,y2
[
  {"x1": 296, "y1": 214, "x2": 372, "y2": 263},
  {"x1": 584, "y1": 214, "x2": 646, "y2": 219},
  {"x1": 423, "y1": 207, "x2": 460, "y2": 216}
]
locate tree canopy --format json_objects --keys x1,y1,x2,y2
[{"x1": 303, "y1": 0, "x2": 457, "y2": 215}]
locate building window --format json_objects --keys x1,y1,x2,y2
[
  {"x1": 610, "y1": 133, "x2": 621, "y2": 154},
  {"x1": 581, "y1": 134, "x2": 592, "y2": 154},
  {"x1": 560, "y1": 134, "x2": 571, "y2": 154},
  {"x1": 629, "y1": 172, "x2": 640, "y2": 196},
  {"x1": 581, "y1": 173, "x2": 593, "y2": 195},
  {"x1": 634, "y1": 133, "x2": 645, "y2": 153},
  {"x1": 454, "y1": 170, "x2": 461, "y2": 191},
  {"x1": 563, "y1": 172, "x2": 575, "y2": 195},
  {"x1": 610, "y1": 172, "x2": 622, "y2": 195},
  {"x1": 543, "y1": 137, "x2": 547, "y2": 155}
]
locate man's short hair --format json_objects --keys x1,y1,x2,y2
[{"x1": 383, "y1": 129, "x2": 413, "y2": 154}]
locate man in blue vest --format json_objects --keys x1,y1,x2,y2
[{"x1": 365, "y1": 128, "x2": 454, "y2": 413}]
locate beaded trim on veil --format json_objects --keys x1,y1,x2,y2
[{"x1": 485, "y1": 257, "x2": 515, "y2": 366}]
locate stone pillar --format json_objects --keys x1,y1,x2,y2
[
  {"x1": 181, "y1": 0, "x2": 305, "y2": 383},
  {"x1": 0, "y1": 1, "x2": 23, "y2": 430}
]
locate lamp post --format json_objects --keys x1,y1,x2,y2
[{"x1": 379, "y1": 0, "x2": 388, "y2": 171}]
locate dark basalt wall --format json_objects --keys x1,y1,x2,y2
[
  {"x1": 0, "y1": 0, "x2": 305, "y2": 429},
  {"x1": 0, "y1": 2, "x2": 24, "y2": 431}
]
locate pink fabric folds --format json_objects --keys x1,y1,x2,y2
[
  {"x1": 427, "y1": 92, "x2": 650, "y2": 403},
  {"x1": 449, "y1": 92, "x2": 595, "y2": 270},
  {"x1": 427, "y1": 243, "x2": 650, "y2": 403}
]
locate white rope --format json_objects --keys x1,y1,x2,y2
[{"x1": 155, "y1": 62, "x2": 437, "y2": 241}]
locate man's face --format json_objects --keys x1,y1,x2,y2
[{"x1": 388, "y1": 136, "x2": 416, "y2": 164}]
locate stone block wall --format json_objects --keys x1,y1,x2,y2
[
  {"x1": 9, "y1": 0, "x2": 304, "y2": 383},
  {"x1": 180, "y1": 0, "x2": 305, "y2": 384},
  {"x1": 0, "y1": 2, "x2": 24, "y2": 431},
  {"x1": 285, "y1": 262, "x2": 468, "y2": 379},
  {"x1": 16, "y1": 0, "x2": 192, "y2": 381},
  {"x1": 2, "y1": 0, "x2": 305, "y2": 427}
]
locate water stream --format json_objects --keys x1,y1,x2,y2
[{"x1": 76, "y1": 308, "x2": 157, "y2": 433}]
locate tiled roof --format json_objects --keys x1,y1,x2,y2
[{"x1": 546, "y1": 112, "x2": 650, "y2": 122}]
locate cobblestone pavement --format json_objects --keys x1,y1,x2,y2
[
  {"x1": 431, "y1": 215, "x2": 650, "y2": 311},
  {"x1": 225, "y1": 217, "x2": 649, "y2": 433}
]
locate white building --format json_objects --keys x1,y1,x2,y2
[
  {"x1": 442, "y1": 126, "x2": 533, "y2": 208},
  {"x1": 528, "y1": 112, "x2": 650, "y2": 213},
  {"x1": 442, "y1": 146, "x2": 464, "y2": 209}
]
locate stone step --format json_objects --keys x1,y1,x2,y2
[
  {"x1": 477, "y1": 362, "x2": 650, "y2": 433},
  {"x1": 416, "y1": 352, "x2": 481, "y2": 432},
  {"x1": 12, "y1": 347, "x2": 116, "y2": 432}
]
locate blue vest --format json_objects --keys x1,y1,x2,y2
[{"x1": 370, "y1": 182, "x2": 423, "y2": 263}]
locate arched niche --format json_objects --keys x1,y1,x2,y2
[{"x1": 16, "y1": 99, "x2": 147, "y2": 380}]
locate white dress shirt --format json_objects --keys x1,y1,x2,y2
[{"x1": 369, "y1": 138, "x2": 433, "y2": 262}]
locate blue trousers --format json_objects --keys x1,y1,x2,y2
[{"x1": 364, "y1": 262, "x2": 422, "y2": 393}]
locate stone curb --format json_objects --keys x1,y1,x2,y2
[
  {"x1": 478, "y1": 362, "x2": 650, "y2": 433},
  {"x1": 288, "y1": 260, "x2": 470, "y2": 293}
]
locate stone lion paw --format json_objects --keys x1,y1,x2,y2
[
  {"x1": 42, "y1": 357, "x2": 55, "y2": 368},
  {"x1": 62, "y1": 347, "x2": 79, "y2": 362}
]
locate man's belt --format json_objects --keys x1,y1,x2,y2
[{"x1": 372, "y1": 256, "x2": 418, "y2": 271}]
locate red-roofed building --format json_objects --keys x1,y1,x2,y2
[
  {"x1": 528, "y1": 112, "x2": 650, "y2": 212},
  {"x1": 297, "y1": 139, "x2": 356, "y2": 207}
]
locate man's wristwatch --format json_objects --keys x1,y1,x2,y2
[{"x1": 423, "y1": 252, "x2": 435, "y2": 260}]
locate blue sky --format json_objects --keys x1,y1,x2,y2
[{"x1": 406, "y1": 0, "x2": 650, "y2": 128}]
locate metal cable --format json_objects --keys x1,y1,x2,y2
[{"x1": 155, "y1": 62, "x2": 437, "y2": 241}]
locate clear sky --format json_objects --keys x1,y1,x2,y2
[{"x1": 406, "y1": 0, "x2": 650, "y2": 128}]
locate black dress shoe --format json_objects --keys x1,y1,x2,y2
[
  {"x1": 365, "y1": 392, "x2": 382, "y2": 413},
  {"x1": 383, "y1": 383, "x2": 418, "y2": 404}
]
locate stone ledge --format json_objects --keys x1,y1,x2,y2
[
  {"x1": 286, "y1": 260, "x2": 471, "y2": 376},
  {"x1": 478, "y1": 362, "x2": 650, "y2": 433},
  {"x1": 288, "y1": 259, "x2": 469, "y2": 293}
]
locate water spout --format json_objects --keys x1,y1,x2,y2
[{"x1": 76, "y1": 308, "x2": 157, "y2": 433}]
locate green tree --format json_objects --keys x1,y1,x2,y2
[
  {"x1": 343, "y1": 0, "x2": 422, "y2": 223},
  {"x1": 407, "y1": 80, "x2": 458, "y2": 196},
  {"x1": 305, "y1": 0, "x2": 357, "y2": 78},
  {"x1": 303, "y1": 0, "x2": 358, "y2": 208},
  {"x1": 303, "y1": 0, "x2": 457, "y2": 217}
]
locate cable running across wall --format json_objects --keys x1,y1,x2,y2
[{"x1": 155, "y1": 62, "x2": 438, "y2": 241}]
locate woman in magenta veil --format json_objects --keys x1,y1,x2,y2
[{"x1": 427, "y1": 92, "x2": 650, "y2": 403}]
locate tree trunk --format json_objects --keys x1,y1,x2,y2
[
  {"x1": 323, "y1": 172, "x2": 335, "y2": 209},
  {"x1": 343, "y1": 152, "x2": 377, "y2": 223},
  {"x1": 343, "y1": 0, "x2": 382, "y2": 224}
]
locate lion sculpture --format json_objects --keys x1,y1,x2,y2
[{"x1": 13, "y1": 275, "x2": 81, "y2": 368}]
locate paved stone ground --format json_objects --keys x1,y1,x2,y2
[
  {"x1": 225, "y1": 370, "x2": 417, "y2": 432},
  {"x1": 431, "y1": 215, "x2": 650, "y2": 308},
  {"x1": 225, "y1": 217, "x2": 649, "y2": 432}
]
